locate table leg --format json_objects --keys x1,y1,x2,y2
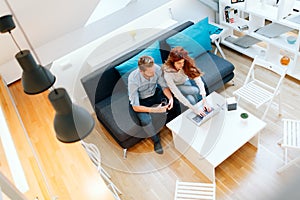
[
  {"x1": 249, "y1": 132, "x2": 260, "y2": 148},
  {"x1": 196, "y1": 158, "x2": 215, "y2": 182},
  {"x1": 172, "y1": 131, "x2": 216, "y2": 182}
]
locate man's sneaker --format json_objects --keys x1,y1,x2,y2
[{"x1": 154, "y1": 141, "x2": 163, "y2": 154}]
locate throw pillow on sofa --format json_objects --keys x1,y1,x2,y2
[
  {"x1": 115, "y1": 40, "x2": 162, "y2": 76},
  {"x1": 195, "y1": 17, "x2": 223, "y2": 35},
  {"x1": 166, "y1": 17, "x2": 214, "y2": 58}
]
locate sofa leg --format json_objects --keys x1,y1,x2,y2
[{"x1": 123, "y1": 149, "x2": 127, "y2": 159}]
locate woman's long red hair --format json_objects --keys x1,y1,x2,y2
[{"x1": 164, "y1": 46, "x2": 204, "y2": 79}]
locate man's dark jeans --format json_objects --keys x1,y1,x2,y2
[{"x1": 134, "y1": 87, "x2": 181, "y2": 143}]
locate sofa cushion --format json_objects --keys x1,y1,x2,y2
[
  {"x1": 166, "y1": 18, "x2": 212, "y2": 58},
  {"x1": 115, "y1": 40, "x2": 162, "y2": 76},
  {"x1": 159, "y1": 21, "x2": 194, "y2": 62},
  {"x1": 195, "y1": 52, "x2": 234, "y2": 91},
  {"x1": 81, "y1": 65, "x2": 121, "y2": 107},
  {"x1": 95, "y1": 96, "x2": 142, "y2": 142},
  {"x1": 194, "y1": 17, "x2": 223, "y2": 36}
]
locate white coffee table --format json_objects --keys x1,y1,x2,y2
[{"x1": 166, "y1": 92, "x2": 266, "y2": 181}]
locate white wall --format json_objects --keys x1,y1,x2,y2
[{"x1": 170, "y1": 0, "x2": 215, "y2": 23}]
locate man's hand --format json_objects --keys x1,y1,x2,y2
[
  {"x1": 153, "y1": 104, "x2": 168, "y2": 113},
  {"x1": 167, "y1": 97, "x2": 174, "y2": 110}
]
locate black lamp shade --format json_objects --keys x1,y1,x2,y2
[
  {"x1": 0, "y1": 15, "x2": 16, "y2": 33},
  {"x1": 15, "y1": 50, "x2": 56, "y2": 94},
  {"x1": 48, "y1": 88, "x2": 95, "y2": 143}
]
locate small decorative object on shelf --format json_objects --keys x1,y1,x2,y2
[
  {"x1": 280, "y1": 55, "x2": 290, "y2": 65},
  {"x1": 286, "y1": 35, "x2": 296, "y2": 44},
  {"x1": 224, "y1": 6, "x2": 238, "y2": 23},
  {"x1": 238, "y1": 25, "x2": 249, "y2": 31},
  {"x1": 224, "y1": 6, "x2": 231, "y2": 23},
  {"x1": 232, "y1": 0, "x2": 244, "y2": 3}
]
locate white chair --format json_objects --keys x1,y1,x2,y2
[
  {"x1": 233, "y1": 56, "x2": 287, "y2": 120},
  {"x1": 174, "y1": 180, "x2": 216, "y2": 200},
  {"x1": 81, "y1": 141, "x2": 122, "y2": 200},
  {"x1": 277, "y1": 119, "x2": 300, "y2": 173}
]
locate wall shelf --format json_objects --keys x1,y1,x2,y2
[{"x1": 219, "y1": 0, "x2": 300, "y2": 81}]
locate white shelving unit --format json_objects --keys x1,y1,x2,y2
[{"x1": 219, "y1": 0, "x2": 300, "y2": 80}]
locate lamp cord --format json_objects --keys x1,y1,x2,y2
[
  {"x1": 4, "y1": 0, "x2": 41, "y2": 64},
  {"x1": 8, "y1": 31, "x2": 22, "y2": 53}
]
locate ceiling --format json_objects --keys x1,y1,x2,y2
[{"x1": 0, "y1": 0, "x2": 100, "y2": 64}]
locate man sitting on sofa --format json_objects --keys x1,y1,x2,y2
[{"x1": 128, "y1": 55, "x2": 181, "y2": 154}]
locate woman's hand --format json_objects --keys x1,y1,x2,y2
[
  {"x1": 203, "y1": 103, "x2": 211, "y2": 113},
  {"x1": 192, "y1": 106, "x2": 206, "y2": 117},
  {"x1": 198, "y1": 109, "x2": 207, "y2": 117},
  {"x1": 202, "y1": 97, "x2": 211, "y2": 113},
  {"x1": 192, "y1": 103, "x2": 211, "y2": 117}
]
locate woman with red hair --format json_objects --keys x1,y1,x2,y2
[{"x1": 162, "y1": 46, "x2": 211, "y2": 116}]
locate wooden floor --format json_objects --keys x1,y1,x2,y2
[
  {"x1": 1, "y1": 76, "x2": 114, "y2": 199},
  {"x1": 5, "y1": 45, "x2": 300, "y2": 200}
]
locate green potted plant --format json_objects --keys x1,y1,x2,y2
[{"x1": 240, "y1": 112, "x2": 249, "y2": 122}]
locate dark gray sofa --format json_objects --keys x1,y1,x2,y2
[{"x1": 81, "y1": 21, "x2": 235, "y2": 157}]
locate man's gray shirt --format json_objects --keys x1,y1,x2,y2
[{"x1": 128, "y1": 64, "x2": 168, "y2": 106}]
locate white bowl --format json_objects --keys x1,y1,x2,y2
[{"x1": 287, "y1": 36, "x2": 297, "y2": 44}]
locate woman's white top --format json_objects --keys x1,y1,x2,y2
[{"x1": 163, "y1": 67, "x2": 206, "y2": 112}]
